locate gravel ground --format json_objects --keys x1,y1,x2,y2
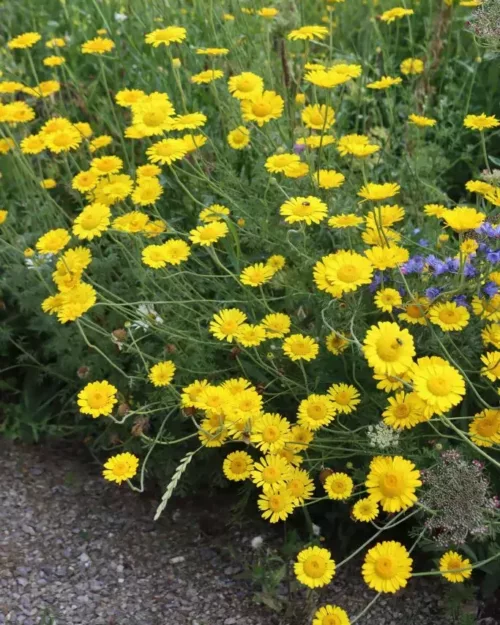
[{"x1": 0, "y1": 441, "x2": 482, "y2": 625}]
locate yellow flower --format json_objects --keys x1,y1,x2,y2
[
  {"x1": 287, "y1": 25, "x2": 329, "y2": 40},
  {"x1": 439, "y1": 552, "x2": 472, "y2": 583},
  {"x1": 171, "y1": 112, "x2": 207, "y2": 131},
  {"x1": 73, "y1": 203, "x2": 111, "y2": 240},
  {"x1": 181, "y1": 380, "x2": 210, "y2": 408},
  {"x1": 485, "y1": 188, "x2": 500, "y2": 206},
  {"x1": 240, "y1": 262, "x2": 274, "y2": 287},
  {"x1": 251, "y1": 454, "x2": 292, "y2": 492},
  {"x1": 258, "y1": 488, "x2": 296, "y2": 523},
  {"x1": 363, "y1": 321, "x2": 415, "y2": 376},
  {"x1": 362, "y1": 541, "x2": 413, "y2": 593},
  {"x1": 241, "y1": 90, "x2": 284, "y2": 126},
  {"x1": 301, "y1": 104, "x2": 335, "y2": 130},
  {"x1": 366, "y1": 456, "x2": 421, "y2": 513},
  {"x1": 147, "y1": 138, "x2": 187, "y2": 165},
  {"x1": 46, "y1": 37, "x2": 66, "y2": 48},
  {"x1": 131, "y1": 92, "x2": 176, "y2": 136},
  {"x1": 365, "y1": 246, "x2": 409, "y2": 271},
  {"x1": 1, "y1": 101, "x2": 36, "y2": 124},
  {"x1": 325, "y1": 332, "x2": 349, "y2": 355},
  {"x1": 398, "y1": 297, "x2": 429, "y2": 326},
  {"x1": 424, "y1": 203, "x2": 447, "y2": 218},
  {"x1": 482, "y1": 323, "x2": 500, "y2": 349},
  {"x1": 352, "y1": 498, "x2": 379, "y2": 522},
  {"x1": 145, "y1": 26, "x2": 187, "y2": 46},
  {"x1": 251, "y1": 413, "x2": 291, "y2": 453},
  {"x1": 283, "y1": 334, "x2": 319, "y2": 362},
  {"x1": 380, "y1": 7, "x2": 414, "y2": 22},
  {"x1": 265, "y1": 153, "x2": 300, "y2": 174},
  {"x1": 383, "y1": 392, "x2": 426, "y2": 429},
  {"x1": 7, "y1": 32, "x2": 41, "y2": 49},
  {"x1": 400, "y1": 58, "x2": 424, "y2": 75},
  {"x1": 20, "y1": 133, "x2": 46, "y2": 154},
  {"x1": 223, "y1": 451, "x2": 254, "y2": 481},
  {"x1": 375, "y1": 288, "x2": 402, "y2": 313},
  {"x1": 480, "y1": 351, "x2": 500, "y2": 381},
  {"x1": 78, "y1": 380, "x2": 117, "y2": 417},
  {"x1": 257, "y1": 7, "x2": 279, "y2": 18},
  {"x1": 429, "y1": 302, "x2": 470, "y2": 331},
  {"x1": 294, "y1": 546, "x2": 336, "y2": 588},
  {"x1": 328, "y1": 214, "x2": 364, "y2": 228},
  {"x1": 464, "y1": 113, "x2": 500, "y2": 131},
  {"x1": 56, "y1": 282, "x2": 97, "y2": 323},
  {"x1": 191, "y1": 69, "x2": 224, "y2": 84},
  {"x1": 472, "y1": 295, "x2": 500, "y2": 321},
  {"x1": 337, "y1": 134, "x2": 380, "y2": 158},
  {"x1": 469, "y1": 409, "x2": 500, "y2": 447},
  {"x1": 286, "y1": 468, "x2": 314, "y2": 504},
  {"x1": 196, "y1": 47, "x2": 229, "y2": 55},
  {"x1": 328, "y1": 383, "x2": 360, "y2": 414},
  {"x1": 358, "y1": 182, "x2": 400, "y2": 201},
  {"x1": 89, "y1": 135, "x2": 112, "y2": 152},
  {"x1": 280, "y1": 196, "x2": 327, "y2": 225},
  {"x1": 305, "y1": 66, "x2": 360, "y2": 88},
  {"x1": 115, "y1": 88, "x2": 146, "y2": 107},
  {"x1": 132, "y1": 177, "x2": 163, "y2": 206},
  {"x1": 43, "y1": 55, "x2": 65, "y2": 66},
  {"x1": 41, "y1": 178, "x2": 56, "y2": 189},
  {"x1": 23, "y1": 80, "x2": 60, "y2": 98},
  {"x1": 412, "y1": 356, "x2": 466, "y2": 414},
  {"x1": 283, "y1": 162, "x2": 309, "y2": 179},
  {"x1": 298, "y1": 394, "x2": 336, "y2": 430},
  {"x1": 262, "y1": 313, "x2": 291, "y2": 338},
  {"x1": 228, "y1": 72, "x2": 264, "y2": 100},
  {"x1": 442, "y1": 207, "x2": 485, "y2": 231},
  {"x1": 36, "y1": 228, "x2": 71, "y2": 255},
  {"x1": 103, "y1": 452, "x2": 139, "y2": 484},
  {"x1": 367, "y1": 76, "x2": 402, "y2": 89},
  {"x1": 236, "y1": 323, "x2": 267, "y2": 347},
  {"x1": 227, "y1": 126, "x2": 250, "y2": 149},
  {"x1": 210, "y1": 308, "x2": 247, "y2": 342},
  {"x1": 81, "y1": 37, "x2": 115, "y2": 54},
  {"x1": 409, "y1": 113, "x2": 437, "y2": 127},
  {"x1": 324, "y1": 472, "x2": 353, "y2": 500},
  {"x1": 113, "y1": 211, "x2": 149, "y2": 233},
  {"x1": 312, "y1": 606, "x2": 350, "y2": 625},
  {"x1": 149, "y1": 361, "x2": 176, "y2": 386},
  {"x1": 314, "y1": 250, "x2": 374, "y2": 297},
  {"x1": 366, "y1": 204, "x2": 405, "y2": 229},
  {"x1": 0, "y1": 210, "x2": 8, "y2": 225},
  {"x1": 314, "y1": 169, "x2": 345, "y2": 189},
  {"x1": 267, "y1": 255, "x2": 286, "y2": 272},
  {"x1": 142, "y1": 242, "x2": 168, "y2": 268}
]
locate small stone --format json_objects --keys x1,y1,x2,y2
[
  {"x1": 170, "y1": 556, "x2": 185, "y2": 564},
  {"x1": 21, "y1": 525, "x2": 35, "y2": 536}
]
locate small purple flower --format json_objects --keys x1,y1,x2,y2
[
  {"x1": 483, "y1": 281, "x2": 499, "y2": 297},
  {"x1": 369, "y1": 272, "x2": 384, "y2": 292},
  {"x1": 425, "y1": 287, "x2": 441, "y2": 300},
  {"x1": 453, "y1": 294, "x2": 469, "y2": 308},
  {"x1": 486, "y1": 250, "x2": 500, "y2": 264},
  {"x1": 463, "y1": 263, "x2": 477, "y2": 278},
  {"x1": 418, "y1": 238, "x2": 429, "y2": 247},
  {"x1": 293, "y1": 143, "x2": 306, "y2": 155},
  {"x1": 402, "y1": 255, "x2": 425, "y2": 274},
  {"x1": 413, "y1": 227, "x2": 421, "y2": 235}
]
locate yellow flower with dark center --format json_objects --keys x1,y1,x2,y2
[
  {"x1": 325, "y1": 332, "x2": 349, "y2": 355},
  {"x1": 145, "y1": 26, "x2": 187, "y2": 47},
  {"x1": 210, "y1": 308, "x2": 247, "y2": 342},
  {"x1": 302, "y1": 104, "x2": 335, "y2": 130},
  {"x1": 258, "y1": 488, "x2": 296, "y2": 523},
  {"x1": 374, "y1": 288, "x2": 403, "y2": 313},
  {"x1": 469, "y1": 409, "x2": 500, "y2": 447},
  {"x1": 327, "y1": 383, "x2": 360, "y2": 414},
  {"x1": 81, "y1": 37, "x2": 115, "y2": 54},
  {"x1": 228, "y1": 72, "x2": 264, "y2": 100},
  {"x1": 383, "y1": 392, "x2": 426, "y2": 429},
  {"x1": 236, "y1": 323, "x2": 267, "y2": 347},
  {"x1": 312, "y1": 605, "x2": 350, "y2": 625},
  {"x1": 280, "y1": 196, "x2": 327, "y2": 225},
  {"x1": 362, "y1": 541, "x2": 413, "y2": 593},
  {"x1": 324, "y1": 472, "x2": 353, "y2": 500},
  {"x1": 400, "y1": 58, "x2": 424, "y2": 75},
  {"x1": 337, "y1": 134, "x2": 380, "y2": 157},
  {"x1": 241, "y1": 90, "x2": 284, "y2": 126},
  {"x1": 429, "y1": 302, "x2": 470, "y2": 331},
  {"x1": 147, "y1": 138, "x2": 188, "y2": 165},
  {"x1": 464, "y1": 113, "x2": 500, "y2": 131},
  {"x1": 266, "y1": 255, "x2": 286, "y2": 272},
  {"x1": 399, "y1": 297, "x2": 429, "y2": 326},
  {"x1": 411, "y1": 356, "x2": 466, "y2": 414},
  {"x1": 298, "y1": 394, "x2": 336, "y2": 430},
  {"x1": 78, "y1": 380, "x2": 118, "y2": 417},
  {"x1": 314, "y1": 169, "x2": 345, "y2": 189},
  {"x1": 149, "y1": 361, "x2": 176, "y2": 386},
  {"x1": 352, "y1": 497, "x2": 379, "y2": 522},
  {"x1": 223, "y1": 451, "x2": 254, "y2": 481},
  {"x1": 240, "y1": 262, "x2": 274, "y2": 287},
  {"x1": 103, "y1": 452, "x2": 139, "y2": 484},
  {"x1": 251, "y1": 413, "x2": 291, "y2": 453},
  {"x1": 283, "y1": 334, "x2": 319, "y2": 362},
  {"x1": 439, "y1": 552, "x2": 472, "y2": 583},
  {"x1": 380, "y1": 7, "x2": 414, "y2": 22},
  {"x1": 363, "y1": 321, "x2": 415, "y2": 375},
  {"x1": 36, "y1": 228, "x2": 71, "y2": 255},
  {"x1": 358, "y1": 182, "x2": 400, "y2": 201},
  {"x1": 8, "y1": 32, "x2": 41, "y2": 49},
  {"x1": 294, "y1": 546, "x2": 336, "y2": 588},
  {"x1": 262, "y1": 313, "x2": 291, "y2": 338},
  {"x1": 409, "y1": 113, "x2": 436, "y2": 127},
  {"x1": 191, "y1": 69, "x2": 224, "y2": 84},
  {"x1": 251, "y1": 454, "x2": 293, "y2": 492},
  {"x1": 366, "y1": 456, "x2": 421, "y2": 512},
  {"x1": 287, "y1": 25, "x2": 329, "y2": 40},
  {"x1": 367, "y1": 75, "x2": 402, "y2": 89},
  {"x1": 227, "y1": 126, "x2": 250, "y2": 149}
]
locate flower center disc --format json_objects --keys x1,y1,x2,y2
[
  {"x1": 374, "y1": 556, "x2": 395, "y2": 579},
  {"x1": 303, "y1": 556, "x2": 327, "y2": 578},
  {"x1": 336, "y1": 264, "x2": 360, "y2": 283},
  {"x1": 380, "y1": 471, "x2": 403, "y2": 496},
  {"x1": 426, "y1": 376, "x2": 451, "y2": 396}
]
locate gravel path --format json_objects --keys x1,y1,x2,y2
[{"x1": 0, "y1": 441, "x2": 477, "y2": 625}]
